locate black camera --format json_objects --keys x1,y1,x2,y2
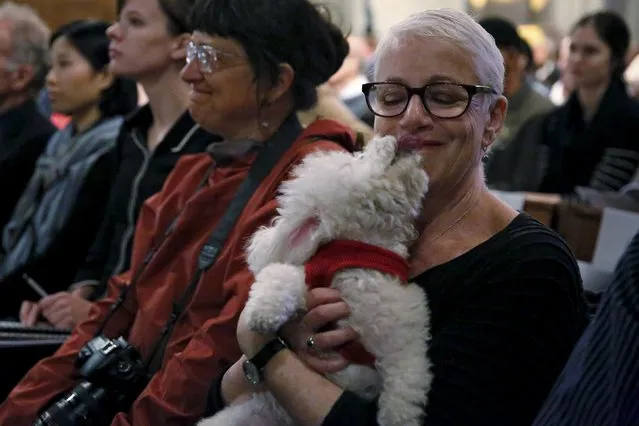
[{"x1": 34, "y1": 336, "x2": 148, "y2": 426}]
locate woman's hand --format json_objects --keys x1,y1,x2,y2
[
  {"x1": 39, "y1": 290, "x2": 93, "y2": 330},
  {"x1": 220, "y1": 355, "x2": 265, "y2": 406},
  {"x1": 236, "y1": 287, "x2": 358, "y2": 376},
  {"x1": 19, "y1": 300, "x2": 40, "y2": 326},
  {"x1": 281, "y1": 287, "x2": 358, "y2": 375}
]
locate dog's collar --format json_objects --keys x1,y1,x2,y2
[{"x1": 304, "y1": 239, "x2": 409, "y2": 366}]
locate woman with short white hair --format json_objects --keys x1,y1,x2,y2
[{"x1": 211, "y1": 8, "x2": 588, "y2": 426}]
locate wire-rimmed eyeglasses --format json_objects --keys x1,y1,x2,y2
[{"x1": 186, "y1": 40, "x2": 242, "y2": 74}]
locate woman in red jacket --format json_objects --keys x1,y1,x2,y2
[{"x1": 0, "y1": 0, "x2": 356, "y2": 425}]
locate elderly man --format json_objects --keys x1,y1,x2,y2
[{"x1": 0, "y1": 2, "x2": 55, "y2": 230}]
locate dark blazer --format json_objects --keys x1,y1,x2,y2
[{"x1": 0, "y1": 100, "x2": 56, "y2": 230}]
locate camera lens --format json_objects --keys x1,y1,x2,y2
[{"x1": 117, "y1": 361, "x2": 132, "y2": 375}]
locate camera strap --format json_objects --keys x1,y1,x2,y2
[
  {"x1": 94, "y1": 116, "x2": 304, "y2": 339},
  {"x1": 143, "y1": 116, "x2": 303, "y2": 374}
]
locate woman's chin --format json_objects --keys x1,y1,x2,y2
[
  {"x1": 107, "y1": 61, "x2": 139, "y2": 80},
  {"x1": 188, "y1": 107, "x2": 220, "y2": 134}
]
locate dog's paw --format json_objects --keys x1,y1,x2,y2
[
  {"x1": 245, "y1": 264, "x2": 307, "y2": 334},
  {"x1": 248, "y1": 307, "x2": 295, "y2": 335}
]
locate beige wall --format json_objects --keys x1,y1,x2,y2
[{"x1": 15, "y1": 0, "x2": 116, "y2": 31}]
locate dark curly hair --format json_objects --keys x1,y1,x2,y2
[
  {"x1": 188, "y1": 0, "x2": 349, "y2": 110},
  {"x1": 50, "y1": 20, "x2": 138, "y2": 118}
]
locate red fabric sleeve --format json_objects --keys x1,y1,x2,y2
[{"x1": 108, "y1": 200, "x2": 278, "y2": 426}]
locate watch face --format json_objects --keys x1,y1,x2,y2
[{"x1": 242, "y1": 359, "x2": 261, "y2": 385}]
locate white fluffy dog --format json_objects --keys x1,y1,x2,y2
[{"x1": 199, "y1": 135, "x2": 432, "y2": 426}]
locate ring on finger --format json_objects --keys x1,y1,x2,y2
[{"x1": 306, "y1": 335, "x2": 316, "y2": 349}]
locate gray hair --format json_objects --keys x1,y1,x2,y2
[
  {"x1": 0, "y1": 2, "x2": 50, "y2": 94},
  {"x1": 373, "y1": 8, "x2": 505, "y2": 97}
]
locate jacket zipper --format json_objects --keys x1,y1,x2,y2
[
  {"x1": 111, "y1": 124, "x2": 200, "y2": 277},
  {"x1": 111, "y1": 129, "x2": 150, "y2": 277}
]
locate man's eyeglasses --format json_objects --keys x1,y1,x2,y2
[
  {"x1": 362, "y1": 82, "x2": 498, "y2": 119},
  {"x1": 186, "y1": 40, "x2": 242, "y2": 74}
]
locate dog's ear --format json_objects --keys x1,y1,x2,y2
[
  {"x1": 288, "y1": 217, "x2": 319, "y2": 248},
  {"x1": 246, "y1": 216, "x2": 320, "y2": 273}
]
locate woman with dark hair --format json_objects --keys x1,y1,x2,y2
[
  {"x1": 0, "y1": 0, "x2": 354, "y2": 424},
  {"x1": 19, "y1": 0, "x2": 217, "y2": 330},
  {"x1": 0, "y1": 19, "x2": 138, "y2": 319},
  {"x1": 50, "y1": 20, "x2": 138, "y2": 120},
  {"x1": 538, "y1": 11, "x2": 639, "y2": 194}
]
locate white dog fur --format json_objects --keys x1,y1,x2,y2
[{"x1": 199, "y1": 135, "x2": 432, "y2": 426}]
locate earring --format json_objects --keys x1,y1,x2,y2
[
  {"x1": 260, "y1": 120, "x2": 269, "y2": 129},
  {"x1": 482, "y1": 145, "x2": 489, "y2": 161}
]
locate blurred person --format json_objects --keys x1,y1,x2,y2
[
  {"x1": 535, "y1": 33, "x2": 562, "y2": 88},
  {"x1": 538, "y1": 11, "x2": 639, "y2": 194},
  {"x1": 0, "y1": 0, "x2": 356, "y2": 424},
  {"x1": 479, "y1": 17, "x2": 554, "y2": 191},
  {"x1": 520, "y1": 37, "x2": 551, "y2": 97},
  {"x1": 0, "y1": 2, "x2": 55, "y2": 231},
  {"x1": 19, "y1": 0, "x2": 218, "y2": 330},
  {"x1": 209, "y1": 8, "x2": 587, "y2": 426},
  {"x1": 297, "y1": 83, "x2": 373, "y2": 143},
  {"x1": 0, "y1": 20, "x2": 138, "y2": 320},
  {"x1": 326, "y1": 35, "x2": 375, "y2": 127},
  {"x1": 549, "y1": 36, "x2": 575, "y2": 105}
]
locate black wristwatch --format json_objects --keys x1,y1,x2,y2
[{"x1": 242, "y1": 337, "x2": 289, "y2": 385}]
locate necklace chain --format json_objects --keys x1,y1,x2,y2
[{"x1": 428, "y1": 202, "x2": 477, "y2": 244}]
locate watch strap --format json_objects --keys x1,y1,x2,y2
[{"x1": 250, "y1": 337, "x2": 288, "y2": 371}]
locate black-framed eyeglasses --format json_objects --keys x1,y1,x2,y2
[
  {"x1": 362, "y1": 81, "x2": 498, "y2": 119},
  {"x1": 186, "y1": 40, "x2": 242, "y2": 74}
]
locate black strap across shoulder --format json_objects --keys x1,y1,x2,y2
[
  {"x1": 145, "y1": 115, "x2": 303, "y2": 372},
  {"x1": 93, "y1": 115, "x2": 303, "y2": 374}
]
